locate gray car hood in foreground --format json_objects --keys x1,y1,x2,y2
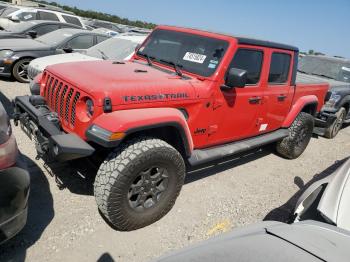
[
  {"x1": 0, "y1": 38, "x2": 49, "y2": 51},
  {"x1": 155, "y1": 221, "x2": 350, "y2": 262},
  {"x1": 29, "y1": 53, "x2": 101, "y2": 75},
  {"x1": 294, "y1": 158, "x2": 350, "y2": 231}
]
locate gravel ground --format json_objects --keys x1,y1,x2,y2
[{"x1": 0, "y1": 79, "x2": 349, "y2": 262}]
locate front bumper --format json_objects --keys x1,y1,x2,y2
[
  {"x1": 313, "y1": 111, "x2": 337, "y2": 136},
  {"x1": 0, "y1": 154, "x2": 30, "y2": 244},
  {"x1": 0, "y1": 59, "x2": 12, "y2": 77},
  {"x1": 13, "y1": 95, "x2": 95, "y2": 162}
]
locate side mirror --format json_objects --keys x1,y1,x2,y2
[
  {"x1": 27, "y1": 30, "x2": 37, "y2": 38},
  {"x1": 8, "y1": 15, "x2": 20, "y2": 22},
  {"x1": 63, "y1": 47, "x2": 73, "y2": 53},
  {"x1": 222, "y1": 68, "x2": 247, "y2": 90}
]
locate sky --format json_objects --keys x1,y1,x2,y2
[{"x1": 55, "y1": 0, "x2": 349, "y2": 58}]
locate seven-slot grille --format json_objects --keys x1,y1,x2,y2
[{"x1": 43, "y1": 73, "x2": 81, "y2": 127}]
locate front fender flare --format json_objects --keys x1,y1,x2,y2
[
  {"x1": 282, "y1": 95, "x2": 318, "y2": 128},
  {"x1": 89, "y1": 108, "x2": 194, "y2": 155}
]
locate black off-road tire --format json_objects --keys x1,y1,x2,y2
[
  {"x1": 276, "y1": 112, "x2": 314, "y2": 159},
  {"x1": 94, "y1": 137, "x2": 185, "y2": 231},
  {"x1": 12, "y1": 58, "x2": 32, "y2": 83},
  {"x1": 324, "y1": 107, "x2": 346, "y2": 139}
]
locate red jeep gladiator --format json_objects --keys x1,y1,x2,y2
[{"x1": 14, "y1": 25, "x2": 329, "y2": 231}]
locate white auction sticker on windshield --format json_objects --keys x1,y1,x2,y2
[{"x1": 183, "y1": 52, "x2": 207, "y2": 64}]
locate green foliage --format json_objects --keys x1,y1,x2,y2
[{"x1": 33, "y1": 0, "x2": 156, "y2": 29}]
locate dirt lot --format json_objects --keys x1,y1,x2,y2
[{"x1": 0, "y1": 79, "x2": 349, "y2": 262}]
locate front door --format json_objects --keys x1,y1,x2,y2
[{"x1": 208, "y1": 47, "x2": 266, "y2": 146}]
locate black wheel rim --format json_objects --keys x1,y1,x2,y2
[
  {"x1": 332, "y1": 111, "x2": 345, "y2": 136},
  {"x1": 295, "y1": 126, "x2": 309, "y2": 148},
  {"x1": 128, "y1": 166, "x2": 169, "y2": 211},
  {"x1": 17, "y1": 61, "x2": 30, "y2": 81}
]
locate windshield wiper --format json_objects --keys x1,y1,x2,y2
[
  {"x1": 160, "y1": 59, "x2": 183, "y2": 77},
  {"x1": 97, "y1": 49, "x2": 108, "y2": 60},
  {"x1": 137, "y1": 52, "x2": 154, "y2": 66}
]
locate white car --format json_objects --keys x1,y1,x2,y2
[
  {"x1": 29, "y1": 34, "x2": 147, "y2": 94},
  {"x1": 0, "y1": 7, "x2": 85, "y2": 30}
]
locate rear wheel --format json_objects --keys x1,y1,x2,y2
[
  {"x1": 12, "y1": 58, "x2": 32, "y2": 83},
  {"x1": 324, "y1": 107, "x2": 346, "y2": 139},
  {"x1": 276, "y1": 112, "x2": 314, "y2": 159},
  {"x1": 94, "y1": 137, "x2": 185, "y2": 231}
]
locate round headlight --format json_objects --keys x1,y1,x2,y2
[
  {"x1": 86, "y1": 99, "x2": 94, "y2": 117},
  {"x1": 0, "y1": 50, "x2": 14, "y2": 58}
]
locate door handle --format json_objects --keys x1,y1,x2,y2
[
  {"x1": 248, "y1": 96, "x2": 262, "y2": 104},
  {"x1": 277, "y1": 94, "x2": 287, "y2": 101}
]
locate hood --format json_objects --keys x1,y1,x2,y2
[
  {"x1": 0, "y1": 38, "x2": 49, "y2": 51},
  {"x1": 294, "y1": 158, "x2": 350, "y2": 232},
  {"x1": 30, "y1": 53, "x2": 101, "y2": 73},
  {"x1": 0, "y1": 31, "x2": 25, "y2": 39},
  {"x1": 46, "y1": 60, "x2": 197, "y2": 106},
  {"x1": 0, "y1": 18, "x2": 13, "y2": 31}
]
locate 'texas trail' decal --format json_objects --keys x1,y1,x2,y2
[{"x1": 123, "y1": 93, "x2": 190, "y2": 102}]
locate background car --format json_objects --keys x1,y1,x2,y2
[
  {"x1": 28, "y1": 34, "x2": 147, "y2": 93},
  {"x1": 0, "y1": 100, "x2": 30, "y2": 245},
  {"x1": 0, "y1": 20, "x2": 82, "y2": 39},
  {"x1": 154, "y1": 158, "x2": 350, "y2": 262},
  {"x1": 298, "y1": 55, "x2": 350, "y2": 138},
  {"x1": 0, "y1": 6, "x2": 85, "y2": 30},
  {"x1": 0, "y1": 28, "x2": 110, "y2": 82}
]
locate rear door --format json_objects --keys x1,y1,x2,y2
[{"x1": 263, "y1": 50, "x2": 295, "y2": 132}]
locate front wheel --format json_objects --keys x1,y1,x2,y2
[
  {"x1": 12, "y1": 58, "x2": 32, "y2": 83},
  {"x1": 324, "y1": 107, "x2": 346, "y2": 139},
  {"x1": 276, "y1": 112, "x2": 314, "y2": 159},
  {"x1": 94, "y1": 137, "x2": 185, "y2": 231}
]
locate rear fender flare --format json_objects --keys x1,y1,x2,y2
[
  {"x1": 282, "y1": 95, "x2": 318, "y2": 128},
  {"x1": 90, "y1": 108, "x2": 194, "y2": 156}
]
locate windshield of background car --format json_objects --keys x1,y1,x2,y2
[
  {"x1": 299, "y1": 56, "x2": 350, "y2": 83},
  {"x1": 87, "y1": 38, "x2": 138, "y2": 60},
  {"x1": 0, "y1": 7, "x2": 19, "y2": 17},
  {"x1": 36, "y1": 29, "x2": 75, "y2": 46},
  {"x1": 137, "y1": 29, "x2": 229, "y2": 77}
]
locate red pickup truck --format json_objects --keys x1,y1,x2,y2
[{"x1": 14, "y1": 25, "x2": 329, "y2": 231}]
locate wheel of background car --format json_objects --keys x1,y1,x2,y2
[
  {"x1": 12, "y1": 58, "x2": 33, "y2": 83},
  {"x1": 324, "y1": 107, "x2": 346, "y2": 139},
  {"x1": 276, "y1": 112, "x2": 314, "y2": 159},
  {"x1": 94, "y1": 137, "x2": 185, "y2": 231}
]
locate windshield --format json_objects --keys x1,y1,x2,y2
[
  {"x1": 36, "y1": 29, "x2": 75, "y2": 46},
  {"x1": 298, "y1": 56, "x2": 350, "y2": 83},
  {"x1": 137, "y1": 29, "x2": 229, "y2": 77},
  {"x1": 87, "y1": 38, "x2": 138, "y2": 60},
  {"x1": 0, "y1": 7, "x2": 19, "y2": 17}
]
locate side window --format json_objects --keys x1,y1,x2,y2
[
  {"x1": 62, "y1": 15, "x2": 82, "y2": 27},
  {"x1": 65, "y1": 35, "x2": 94, "y2": 49},
  {"x1": 268, "y1": 53, "x2": 291, "y2": 84},
  {"x1": 229, "y1": 49, "x2": 263, "y2": 85},
  {"x1": 33, "y1": 24, "x2": 60, "y2": 36},
  {"x1": 96, "y1": 35, "x2": 109, "y2": 44},
  {"x1": 17, "y1": 11, "x2": 37, "y2": 21},
  {"x1": 37, "y1": 11, "x2": 59, "y2": 21}
]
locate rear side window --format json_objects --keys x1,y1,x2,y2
[
  {"x1": 37, "y1": 11, "x2": 59, "y2": 21},
  {"x1": 96, "y1": 35, "x2": 109, "y2": 44},
  {"x1": 268, "y1": 53, "x2": 291, "y2": 84},
  {"x1": 34, "y1": 24, "x2": 60, "y2": 36},
  {"x1": 65, "y1": 35, "x2": 94, "y2": 49},
  {"x1": 62, "y1": 15, "x2": 82, "y2": 27},
  {"x1": 229, "y1": 49, "x2": 263, "y2": 85}
]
